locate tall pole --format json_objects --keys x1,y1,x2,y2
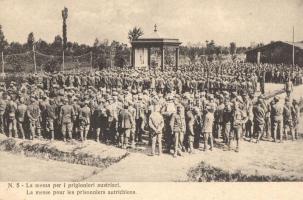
[
  {"x1": 292, "y1": 26, "x2": 295, "y2": 67},
  {"x1": 62, "y1": 50, "x2": 65, "y2": 72},
  {"x1": 90, "y1": 51, "x2": 93, "y2": 71},
  {"x1": 33, "y1": 45, "x2": 37, "y2": 74},
  {"x1": 1, "y1": 52, "x2": 4, "y2": 75}
]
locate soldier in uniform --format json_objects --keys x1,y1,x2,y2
[
  {"x1": 45, "y1": 98, "x2": 57, "y2": 140},
  {"x1": 72, "y1": 98, "x2": 80, "y2": 138},
  {"x1": 283, "y1": 97, "x2": 295, "y2": 141},
  {"x1": 170, "y1": 105, "x2": 186, "y2": 157},
  {"x1": 94, "y1": 99, "x2": 106, "y2": 142},
  {"x1": 27, "y1": 96, "x2": 41, "y2": 140},
  {"x1": 16, "y1": 97, "x2": 27, "y2": 139},
  {"x1": 149, "y1": 103, "x2": 164, "y2": 156},
  {"x1": 185, "y1": 100, "x2": 195, "y2": 153},
  {"x1": 7, "y1": 95, "x2": 17, "y2": 138},
  {"x1": 292, "y1": 99, "x2": 300, "y2": 140},
  {"x1": 134, "y1": 95, "x2": 146, "y2": 143},
  {"x1": 284, "y1": 77, "x2": 293, "y2": 97},
  {"x1": 231, "y1": 101, "x2": 247, "y2": 152},
  {"x1": 201, "y1": 105, "x2": 215, "y2": 151},
  {"x1": 214, "y1": 95, "x2": 224, "y2": 139},
  {"x1": 79, "y1": 100, "x2": 91, "y2": 141},
  {"x1": 0, "y1": 93, "x2": 7, "y2": 134},
  {"x1": 118, "y1": 102, "x2": 134, "y2": 149},
  {"x1": 253, "y1": 99, "x2": 266, "y2": 143},
  {"x1": 271, "y1": 96, "x2": 283, "y2": 142},
  {"x1": 59, "y1": 98, "x2": 75, "y2": 141}
]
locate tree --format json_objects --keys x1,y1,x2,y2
[
  {"x1": 26, "y1": 32, "x2": 35, "y2": 50},
  {"x1": 0, "y1": 25, "x2": 8, "y2": 52},
  {"x1": 230, "y1": 42, "x2": 236, "y2": 55},
  {"x1": 62, "y1": 7, "x2": 68, "y2": 51},
  {"x1": 128, "y1": 26, "x2": 144, "y2": 41},
  {"x1": 51, "y1": 35, "x2": 63, "y2": 55}
]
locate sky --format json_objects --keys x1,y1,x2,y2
[{"x1": 0, "y1": 0, "x2": 302, "y2": 47}]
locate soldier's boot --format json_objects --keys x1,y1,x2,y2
[
  {"x1": 96, "y1": 128, "x2": 100, "y2": 142},
  {"x1": 295, "y1": 130, "x2": 298, "y2": 140},
  {"x1": 80, "y1": 131, "x2": 84, "y2": 141},
  {"x1": 13, "y1": 130, "x2": 18, "y2": 138},
  {"x1": 119, "y1": 135, "x2": 124, "y2": 148},
  {"x1": 209, "y1": 137, "x2": 213, "y2": 151},
  {"x1": 50, "y1": 131, "x2": 54, "y2": 141},
  {"x1": 8, "y1": 129, "x2": 12, "y2": 138},
  {"x1": 188, "y1": 142, "x2": 195, "y2": 154},
  {"x1": 291, "y1": 129, "x2": 295, "y2": 141},
  {"x1": 84, "y1": 131, "x2": 88, "y2": 141},
  {"x1": 31, "y1": 130, "x2": 35, "y2": 140},
  {"x1": 227, "y1": 140, "x2": 231, "y2": 151},
  {"x1": 158, "y1": 141, "x2": 163, "y2": 156},
  {"x1": 284, "y1": 130, "x2": 288, "y2": 141},
  {"x1": 123, "y1": 136, "x2": 128, "y2": 149},
  {"x1": 62, "y1": 132, "x2": 66, "y2": 142},
  {"x1": 19, "y1": 127, "x2": 25, "y2": 140},
  {"x1": 235, "y1": 140, "x2": 239, "y2": 152},
  {"x1": 68, "y1": 131, "x2": 73, "y2": 140},
  {"x1": 37, "y1": 129, "x2": 41, "y2": 138}
]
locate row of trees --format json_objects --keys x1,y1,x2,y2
[
  {"x1": 0, "y1": 24, "x2": 263, "y2": 70},
  {"x1": 0, "y1": 25, "x2": 130, "y2": 70}
]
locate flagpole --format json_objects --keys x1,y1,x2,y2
[{"x1": 292, "y1": 26, "x2": 295, "y2": 67}]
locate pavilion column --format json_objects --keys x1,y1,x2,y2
[
  {"x1": 131, "y1": 47, "x2": 135, "y2": 68},
  {"x1": 161, "y1": 46, "x2": 165, "y2": 71},
  {"x1": 147, "y1": 47, "x2": 151, "y2": 70},
  {"x1": 175, "y1": 47, "x2": 179, "y2": 70}
]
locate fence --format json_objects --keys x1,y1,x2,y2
[{"x1": 1, "y1": 49, "x2": 94, "y2": 74}]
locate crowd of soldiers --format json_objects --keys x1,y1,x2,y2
[{"x1": 0, "y1": 62, "x2": 301, "y2": 157}]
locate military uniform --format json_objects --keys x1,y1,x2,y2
[
  {"x1": 16, "y1": 99, "x2": 27, "y2": 139},
  {"x1": 45, "y1": 100, "x2": 57, "y2": 140},
  {"x1": 59, "y1": 100, "x2": 75, "y2": 141},
  {"x1": 79, "y1": 102, "x2": 91, "y2": 141},
  {"x1": 27, "y1": 99, "x2": 41, "y2": 139},
  {"x1": 170, "y1": 106, "x2": 186, "y2": 157}
]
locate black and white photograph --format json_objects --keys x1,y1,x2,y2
[{"x1": 0, "y1": 0, "x2": 303, "y2": 191}]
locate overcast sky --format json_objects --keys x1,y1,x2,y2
[{"x1": 0, "y1": 0, "x2": 302, "y2": 47}]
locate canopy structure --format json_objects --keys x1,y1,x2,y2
[{"x1": 131, "y1": 25, "x2": 182, "y2": 70}]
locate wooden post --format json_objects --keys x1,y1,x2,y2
[
  {"x1": 62, "y1": 50, "x2": 65, "y2": 72},
  {"x1": 132, "y1": 47, "x2": 135, "y2": 68},
  {"x1": 1, "y1": 52, "x2": 4, "y2": 75},
  {"x1": 90, "y1": 51, "x2": 93, "y2": 71},
  {"x1": 33, "y1": 45, "x2": 37, "y2": 73},
  {"x1": 147, "y1": 47, "x2": 151, "y2": 70},
  {"x1": 175, "y1": 47, "x2": 179, "y2": 70},
  {"x1": 161, "y1": 46, "x2": 164, "y2": 71},
  {"x1": 292, "y1": 26, "x2": 295, "y2": 67}
]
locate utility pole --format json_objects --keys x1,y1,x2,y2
[
  {"x1": 1, "y1": 52, "x2": 4, "y2": 75},
  {"x1": 33, "y1": 45, "x2": 37, "y2": 73},
  {"x1": 90, "y1": 51, "x2": 93, "y2": 71}
]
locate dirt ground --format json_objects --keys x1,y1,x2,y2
[{"x1": 0, "y1": 83, "x2": 303, "y2": 182}]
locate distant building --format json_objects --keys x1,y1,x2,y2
[{"x1": 245, "y1": 41, "x2": 303, "y2": 66}]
